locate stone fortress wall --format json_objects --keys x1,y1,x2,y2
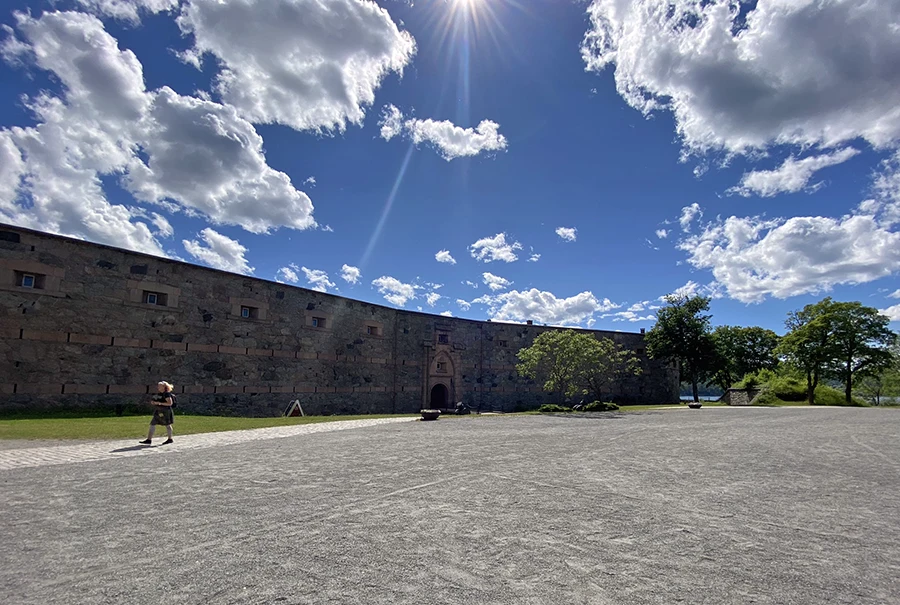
[{"x1": 0, "y1": 224, "x2": 680, "y2": 416}]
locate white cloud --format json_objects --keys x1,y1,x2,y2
[
  {"x1": 341, "y1": 264, "x2": 361, "y2": 285},
  {"x1": 303, "y1": 176, "x2": 316, "y2": 187},
  {"x1": 372, "y1": 275, "x2": 417, "y2": 307},
  {"x1": 528, "y1": 253, "x2": 541, "y2": 262},
  {"x1": 879, "y1": 304, "x2": 900, "y2": 322},
  {"x1": 482, "y1": 272, "x2": 512, "y2": 292},
  {"x1": 463, "y1": 280, "x2": 479, "y2": 289},
  {"x1": 177, "y1": 0, "x2": 416, "y2": 133},
  {"x1": 301, "y1": 267, "x2": 335, "y2": 293},
  {"x1": 655, "y1": 229, "x2": 669, "y2": 239},
  {"x1": 435, "y1": 249, "x2": 457, "y2": 264},
  {"x1": 555, "y1": 227, "x2": 577, "y2": 242},
  {"x1": 873, "y1": 151, "x2": 900, "y2": 227},
  {"x1": 276, "y1": 265, "x2": 299, "y2": 284},
  {"x1": 457, "y1": 299, "x2": 472, "y2": 311},
  {"x1": 603, "y1": 311, "x2": 657, "y2": 323},
  {"x1": 378, "y1": 104, "x2": 404, "y2": 141},
  {"x1": 425, "y1": 292, "x2": 442, "y2": 307},
  {"x1": 439, "y1": 310, "x2": 453, "y2": 317},
  {"x1": 889, "y1": 290, "x2": 900, "y2": 300},
  {"x1": 582, "y1": 0, "x2": 900, "y2": 155},
  {"x1": 678, "y1": 212, "x2": 900, "y2": 303},
  {"x1": 150, "y1": 213, "x2": 173, "y2": 238},
  {"x1": 627, "y1": 301, "x2": 650, "y2": 312},
  {"x1": 679, "y1": 203, "x2": 702, "y2": 232},
  {"x1": 730, "y1": 148, "x2": 861, "y2": 197},
  {"x1": 405, "y1": 117, "x2": 507, "y2": 161},
  {"x1": 75, "y1": 0, "x2": 178, "y2": 22},
  {"x1": 469, "y1": 232, "x2": 523, "y2": 263},
  {"x1": 183, "y1": 228, "x2": 253, "y2": 274},
  {"x1": 0, "y1": 10, "x2": 315, "y2": 257},
  {"x1": 472, "y1": 289, "x2": 619, "y2": 327},
  {"x1": 320, "y1": 224, "x2": 334, "y2": 232}
]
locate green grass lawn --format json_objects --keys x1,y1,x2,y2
[{"x1": 0, "y1": 413, "x2": 417, "y2": 441}]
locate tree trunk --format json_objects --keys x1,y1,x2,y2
[
  {"x1": 692, "y1": 375, "x2": 700, "y2": 402},
  {"x1": 806, "y1": 370, "x2": 815, "y2": 405},
  {"x1": 845, "y1": 357, "x2": 853, "y2": 404}
]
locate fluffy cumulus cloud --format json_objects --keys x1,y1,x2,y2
[
  {"x1": 75, "y1": 0, "x2": 178, "y2": 22},
  {"x1": 340, "y1": 264, "x2": 361, "y2": 285},
  {"x1": 555, "y1": 227, "x2": 577, "y2": 242},
  {"x1": 678, "y1": 210, "x2": 900, "y2": 303},
  {"x1": 473, "y1": 289, "x2": 619, "y2": 327},
  {"x1": 655, "y1": 229, "x2": 669, "y2": 239},
  {"x1": 482, "y1": 272, "x2": 512, "y2": 292},
  {"x1": 183, "y1": 228, "x2": 253, "y2": 274},
  {"x1": 372, "y1": 276, "x2": 417, "y2": 307},
  {"x1": 581, "y1": 0, "x2": 900, "y2": 155},
  {"x1": 425, "y1": 292, "x2": 442, "y2": 307},
  {"x1": 435, "y1": 249, "x2": 457, "y2": 264},
  {"x1": 730, "y1": 148, "x2": 861, "y2": 197},
  {"x1": 603, "y1": 310, "x2": 657, "y2": 323},
  {"x1": 276, "y1": 264, "x2": 300, "y2": 283},
  {"x1": 301, "y1": 267, "x2": 336, "y2": 293},
  {"x1": 469, "y1": 232, "x2": 523, "y2": 263},
  {"x1": 879, "y1": 304, "x2": 900, "y2": 322},
  {"x1": 457, "y1": 299, "x2": 472, "y2": 311},
  {"x1": 177, "y1": 0, "x2": 416, "y2": 132},
  {"x1": 439, "y1": 310, "x2": 453, "y2": 317},
  {"x1": 0, "y1": 10, "x2": 315, "y2": 256},
  {"x1": 378, "y1": 105, "x2": 507, "y2": 160}
]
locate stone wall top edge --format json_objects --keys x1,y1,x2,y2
[{"x1": 0, "y1": 223, "x2": 648, "y2": 338}]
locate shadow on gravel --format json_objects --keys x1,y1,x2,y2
[
  {"x1": 110, "y1": 445, "x2": 151, "y2": 453},
  {"x1": 541, "y1": 413, "x2": 628, "y2": 420}
]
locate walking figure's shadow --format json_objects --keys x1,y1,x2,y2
[{"x1": 111, "y1": 445, "x2": 153, "y2": 453}]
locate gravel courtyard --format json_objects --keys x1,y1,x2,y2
[{"x1": 1, "y1": 407, "x2": 899, "y2": 605}]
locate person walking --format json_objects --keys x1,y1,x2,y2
[{"x1": 139, "y1": 381, "x2": 176, "y2": 445}]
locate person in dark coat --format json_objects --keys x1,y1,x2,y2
[{"x1": 139, "y1": 381, "x2": 175, "y2": 445}]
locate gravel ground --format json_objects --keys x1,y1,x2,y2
[{"x1": 1, "y1": 407, "x2": 898, "y2": 605}]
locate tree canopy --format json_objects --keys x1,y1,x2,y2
[
  {"x1": 644, "y1": 294, "x2": 716, "y2": 402},
  {"x1": 709, "y1": 325, "x2": 780, "y2": 391}
]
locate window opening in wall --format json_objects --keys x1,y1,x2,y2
[
  {"x1": 436, "y1": 362, "x2": 447, "y2": 373},
  {"x1": 438, "y1": 333, "x2": 449, "y2": 344},
  {"x1": 312, "y1": 317, "x2": 326, "y2": 328},
  {"x1": 15, "y1": 271, "x2": 44, "y2": 289},
  {"x1": 367, "y1": 325, "x2": 379, "y2": 336},
  {"x1": 143, "y1": 291, "x2": 167, "y2": 306},
  {"x1": 499, "y1": 340, "x2": 508, "y2": 347},
  {"x1": 241, "y1": 306, "x2": 259, "y2": 319}
]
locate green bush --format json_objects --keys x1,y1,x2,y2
[
  {"x1": 583, "y1": 401, "x2": 620, "y2": 412},
  {"x1": 753, "y1": 382, "x2": 868, "y2": 406},
  {"x1": 538, "y1": 404, "x2": 573, "y2": 413}
]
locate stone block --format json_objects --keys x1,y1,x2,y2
[
  {"x1": 248, "y1": 348, "x2": 273, "y2": 357},
  {"x1": 182, "y1": 385, "x2": 209, "y2": 394},
  {"x1": 153, "y1": 340, "x2": 187, "y2": 351},
  {"x1": 16, "y1": 383, "x2": 63, "y2": 395},
  {"x1": 244, "y1": 386, "x2": 271, "y2": 393},
  {"x1": 335, "y1": 387, "x2": 353, "y2": 394},
  {"x1": 69, "y1": 333, "x2": 114, "y2": 346},
  {"x1": 295, "y1": 385, "x2": 316, "y2": 393},
  {"x1": 21, "y1": 329, "x2": 67, "y2": 343},
  {"x1": 62, "y1": 384, "x2": 107, "y2": 395},
  {"x1": 214, "y1": 386, "x2": 242, "y2": 394},
  {"x1": 270, "y1": 386, "x2": 294, "y2": 393},
  {"x1": 0, "y1": 327, "x2": 21, "y2": 339},
  {"x1": 218, "y1": 345, "x2": 247, "y2": 355},
  {"x1": 0, "y1": 384, "x2": 14, "y2": 394},
  {"x1": 298, "y1": 352, "x2": 316, "y2": 360},
  {"x1": 107, "y1": 385, "x2": 148, "y2": 394},
  {"x1": 272, "y1": 350, "x2": 296, "y2": 359},
  {"x1": 113, "y1": 337, "x2": 151, "y2": 348},
  {"x1": 187, "y1": 343, "x2": 218, "y2": 353},
  {"x1": 317, "y1": 353, "x2": 337, "y2": 361},
  {"x1": 316, "y1": 386, "x2": 336, "y2": 393}
]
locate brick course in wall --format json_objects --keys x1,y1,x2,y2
[{"x1": 0, "y1": 224, "x2": 680, "y2": 416}]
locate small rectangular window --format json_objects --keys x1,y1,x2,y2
[
  {"x1": 367, "y1": 325, "x2": 379, "y2": 336},
  {"x1": 241, "y1": 306, "x2": 250, "y2": 318},
  {"x1": 240, "y1": 306, "x2": 259, "y2": 319},
  {"x1": 436, "y1": 362, "x2": 447, "y2": 373},
  {"x1": 499, "y1": 340, "x2": 508, "y2": 347},
  {"x1": 143, "y1": 291, "x2": 167, "y2": 306},
  {"x1": 312, "y1": 317, "x2": 326, "y2": 328},
  {"x1": 15, "y1": 271, "x2": 44, "y2": 289},
  {"x1": 438, "y1": 334, "x2": 449, "y2": 344}
]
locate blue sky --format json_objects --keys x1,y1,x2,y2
[{"x1": 2, "y1": 0, "x2": 900, "y2": 334}]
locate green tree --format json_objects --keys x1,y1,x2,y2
[
  {"x1": 709, "y1": 325, "x2": 780, "y2": 391},
  {"x1": 583, "y1": 337, "x2": 642, "y2": 402},
  {"x1": 827, "y1": 301, "x2": 895, "y2": 403},
  {"x1": 645, "y1": 294, "x2": 716, "y2": 402},
  {"x1": 776, "y1": 298, "x2": 896, "y2": 405},
  {"x1": 516, "y1": 330, "x2": 598, "y2": 404}
]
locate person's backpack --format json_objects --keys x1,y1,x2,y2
[{"x1": 169, "y1": 393, "x2": 177, "y2": 409}]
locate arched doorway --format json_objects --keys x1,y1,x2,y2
[{"x1": 430, "y1": 383, "x2": 449, "y2": 408}]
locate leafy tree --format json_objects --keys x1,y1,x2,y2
[
  {"x1": 777, "y1": 298, "x2": 896, "y2": 404},
  {"x1": 583, "y1": 337, "x2": 641, "y2": 402},
  {"x1": 516, "y1": 332, "x2": 642, "y2": 404},
  {"x1": 709, "y1": 325, "x2": 780, "y2": 391},
  {"x1": 826, "y1": 301, "x2": 895, "y2": 403},
  {"x1": 776, "y1": 298, "x2": 839, "y2": 405},
  {"x1": 645, "y1": 294, "x2": 716, "y2": 402},
  {"x1": 516, "y1": 330, "x2": 597, "y2": 404}
]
